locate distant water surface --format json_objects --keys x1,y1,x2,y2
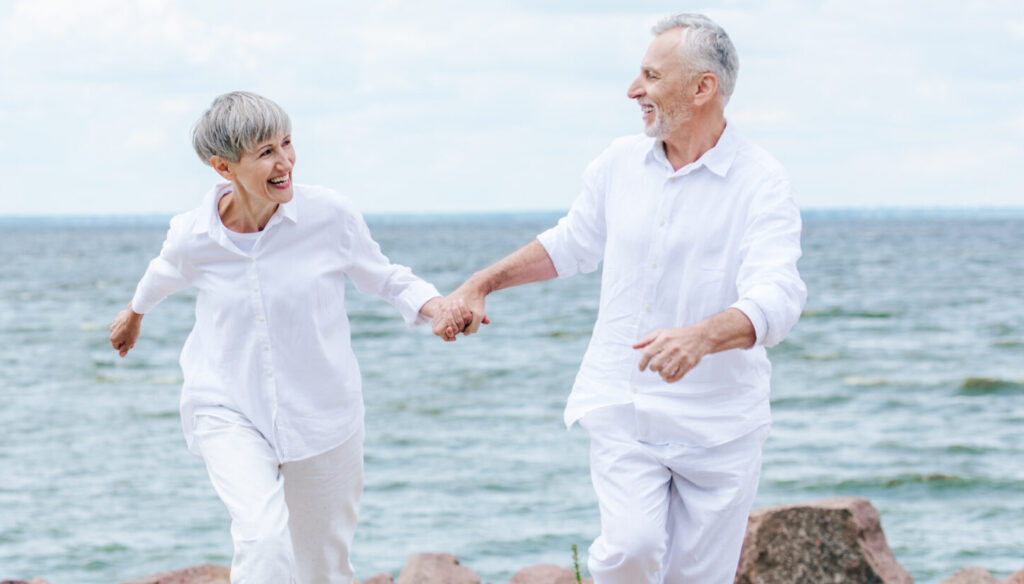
[{"x1": 0, "y1": 211, "x2": 1021, "y2": 582}]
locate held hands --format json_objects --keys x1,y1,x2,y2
[
  {"x1": 634, "y1": 325, "x2": 710, "y2": 384},
  {"x1": 110, "y1": 305, "x2": 143, "y2": 358},
  {"x1": 430, "y1": 281, "x2": 490, "y2": 342}
]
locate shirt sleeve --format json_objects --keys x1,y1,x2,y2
[
  {"x1": 536, "y1": 150, "x2": 609, "y2": 278},
  {"x1": 729, "y1": 177, "x2": 808, "y2": 347},
  {"x1": 342, "y1": 207, "x2": 441, "y2": 328},
  {"x1": 130, "y1": 215, "x2": 198, "y2": 314}
]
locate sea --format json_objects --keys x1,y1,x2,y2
[{"x1": 1, "y1": 210, "x2": 1021, "y2": 583}]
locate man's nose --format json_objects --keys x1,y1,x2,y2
[{"x1": 627, "y1": 77, "x2": 643, "y2": 99}]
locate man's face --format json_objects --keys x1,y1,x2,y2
[{"x1": 627, "y1": 29, "x2": 693, "y2": 138}]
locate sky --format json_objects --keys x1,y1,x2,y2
[{"x1": 0, "y1": 0, "x2": 1022, "y2": 215}]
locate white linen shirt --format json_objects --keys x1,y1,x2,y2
[
  {"x1": 131, "y1": 182, "x2": 440, "y2": 462},
  {"x1": 537, "y1": 123, "x2": 807, "y2": 447}
]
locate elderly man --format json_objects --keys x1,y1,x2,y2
[{"x1": 435, "y1": 13, "x2": 806, "y2": 584}]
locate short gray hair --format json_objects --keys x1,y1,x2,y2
[
  {"x1": 192, "y1": 91, "x2": 292, "y2": 164},
  {"x1": 652, "y1": 13, "x2": 739, "y2": 104}
]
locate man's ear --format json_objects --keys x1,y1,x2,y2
[
  {"x1": 209, "y1": 155, "x2": 234, "y2": 181},
  {"x1": 693, "y1": 72, "x2": 720, "y2": 106}
]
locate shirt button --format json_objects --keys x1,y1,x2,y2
[
  {"x1": 645, "y1": 304, "x2": 652, "y2": 312},
  {"x1": 651, "y1": 262, "x2": 658, "y2": 269},
  {"x1": 266, "y1": 371, "x2": 273, "y2": 378},
  {"x1": 263, "y1": 345, "x2": 269, "y2": 351},
  {"x1": 659, "y1": 219, "x2": 666, "y2": 227},
  {"x1": 631, "y1": 386, "x2": 638, "y2": 394},
  {"x1": 669, "y1": 177, "x2": 676, "y2": 182},
  {"x1": 258, "y1": 315, "x2": 265, "y2": 322}
]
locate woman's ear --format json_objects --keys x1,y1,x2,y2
[{"x1": 209, "y1": 155, "x2": 234, "y2": 181}]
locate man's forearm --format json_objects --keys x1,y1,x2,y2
[
  {"x1": 698, "y1": 307, "x2": 757, "y2": 354},
  {"x1": 466, "y1": 239, "x2": 558, "y2": 295}
]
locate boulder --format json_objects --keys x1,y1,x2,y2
[
  {"x1": 735, "y1": 497, "x2": 913, "y2": 584},
  {"x1": 119, "y1": 564, "x2": 230, "y2": 584},
  {"x1": 1, "y1": 580, "x2": 50, "y2": 584},
  {"x1": 397, "y1": 553, "x2": 479, "y2": 584},
  {"x1": 507, "y1": 563, "x2": 593, "y2": 583},
  {"x1": 362, "y1": 574, "x2": 396, "y2": 584},
  {"x1": 1003, "y1": 568, "x2": 1024, "y2": 584},
  {"x1": 939, "y1": 567, "x2": 998, "y2": 583}
]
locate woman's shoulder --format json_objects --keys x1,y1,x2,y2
[{"x1": 294, "y1": 184, "x2": 362, "y2": 220}]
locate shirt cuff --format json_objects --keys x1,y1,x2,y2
[
  {"x1": 397, "y1": 281, "x2": 442, "y2": 327},
  {"x1": 730, "y1": 298, "x2": 767, "y2": 347},
  {"x1": 536, "y1": 229, "x2": 576, "y2": 278}
]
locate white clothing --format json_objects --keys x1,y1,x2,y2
[
  {"x1": 131, "y1": 182, "x2": 440, "y2": 462},
  {"x1": 193, "y1": 412, "x2": 364, "y2": 584},
  {"x1": 224, "y1": 228, "x2": 261, "y2": 254},
  {"x1": 537, "y1": 123, "x2": 806, "y2": 447},
  {"x1": 582, "y1": 404, "x2": 767, "y2": 584}
]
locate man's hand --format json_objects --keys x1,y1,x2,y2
[
  {"x1": 110, "y1": 305, "x2": 143, "y2": 358},
  {"x1": 431, "y1": 279, "x2": 490, "y2": 342},
  {"x1": 633, "y1": 325, "x2": 710, "y2": 384},
  {"x1": 634, "y1": 308, "x2": 757, "y2": 383}
]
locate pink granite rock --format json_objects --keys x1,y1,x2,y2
[
  {"x1": 362, "y1": 574, "x2": 396, "y2": 584},
  {"x1": 735, "y1": 497, "x2": 913, "y2": 584},
  {"x1": 1002, "y1": 568, "x2": 1024, "y2": 584},
  {"x1": 397, "y1": 553, "x2": 479, "y2": 584},
  {"x1": 0, "y1": 579, "x2": 50, "y2": 584},
  {"x1": 939, "y1": 567, "x2": 998, "y2": 583},
  {"x1": 119, "y1": 564, "x2": 230, "y2": 584},
  {"x1": 507, "y1": 563, "x2": 593, "y2": 584}
]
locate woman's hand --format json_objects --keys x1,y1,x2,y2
[{"x1": 110, "y1": 305, "x2": 144, "y2": 357}]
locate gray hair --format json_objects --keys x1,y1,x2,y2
[
  {"x1": 652, "y1": 13, "x2": 739, "y2": 105},
  {"x1": 191, "y1": 91, "x2": 292, "y2": 164}
]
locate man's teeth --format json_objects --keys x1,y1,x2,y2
[
  {"x1": 642, "y1": 105, "x2": 654, "y2": 113},
  {"x1": 269, "y1": 176, "x2": 288, "y2": 184}
]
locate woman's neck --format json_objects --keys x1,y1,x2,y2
[{"x1": 218, "y1": 188, "x2": 278, "y2": 233}]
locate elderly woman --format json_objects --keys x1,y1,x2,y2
[{"x1": 109, "y1": 91, "x2": 452, "y2": 583}]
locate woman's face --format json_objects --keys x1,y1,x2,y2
[{"x1": 223, "y1": 133, "x2": 296, "y2": 205}]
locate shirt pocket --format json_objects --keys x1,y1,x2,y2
[{"x1": 679, "y1": 266, "x2": 730, "y2": 324}]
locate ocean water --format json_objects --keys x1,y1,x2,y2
[{"x1": 1, "y1": 211, "x2": 1021, "y2": 583}]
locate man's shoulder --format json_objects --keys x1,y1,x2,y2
[{"x1": 728, "y1": 129, "x2": 789, "y2": 181}]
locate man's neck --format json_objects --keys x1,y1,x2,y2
[{"x1": 661, "y1": 112, "x2": 726, "y2": 171}]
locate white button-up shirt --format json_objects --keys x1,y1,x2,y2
[
  {"x1": 537, "y1": 124, "x2": 807, "y2": 446},
  {"x1": 131, "y1": 182, "x2": 440, "y2": 462}
]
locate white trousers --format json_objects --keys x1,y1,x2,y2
[
  {"x1": 581, "y1": 405, "x2": 768, "y2": 584},
  {"x1": 192, "y1": 413, "x2": 364, "y2": 584}
]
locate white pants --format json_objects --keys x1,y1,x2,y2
[
  {"x1": 581, "y1": 405, "x2": 768, "y2": 584},
  {"x1": 193, "y1": 413, "x2": 364, "y2": 584}
]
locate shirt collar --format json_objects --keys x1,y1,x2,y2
[
  {"x1": 646, "y1": 120, "x2": 738, "y2": 178},
  {"x1": 193, "y1": 181, "x2": 299, "y2": 234}
]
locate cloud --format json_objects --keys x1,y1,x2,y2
[
  {"x1": 1008, "y1": 19, "x2": 1024, "y2": 38},
  {"x1": 729, "y1": 109, "x2": 794, "y2": 127}
]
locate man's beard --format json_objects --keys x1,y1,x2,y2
[{"x1": 645, "y1": 106, "x2": 690, "y2": 138}]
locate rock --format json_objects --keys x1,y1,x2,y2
[
  {"x1": 507, "y1": 563, "x2": 593, "y2": 583},
  {"x1": 735, "y1": 496, "x2": 913, "y2": 584},
  {"x1": 362, "y1": 574, "x2": 396, "y2": 584},
  {"x1": 119, "y1": 564, "x2": 230, "y2": 584},
  {"x1": 939, "y1": 567, "x2": 998, "y2": 583},
  {"x1": 1003, "y1": 568, "x2": 1024, "y2": 584},
  {"x1": 397, "y1": 553, "x2": 479, "y2": 584},
  {"x1": 1, "y1": 579, "x2": 50, "y2": 584}
]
